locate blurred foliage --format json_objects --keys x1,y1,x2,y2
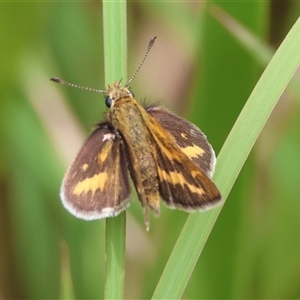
[{"x1": 1, "y1": 1, "x2": 300, "y2": 299}]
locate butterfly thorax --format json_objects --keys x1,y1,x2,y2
[{"x1": 107, "y1": 92, "x2": 160, "y2": 215}]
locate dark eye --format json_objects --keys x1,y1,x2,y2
[{"x1": 105, "y1": 96, "x2": 112, "y2": 108}]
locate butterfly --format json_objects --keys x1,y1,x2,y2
[{"x1": 52, "y1": 37, "x2": 221, "y2": 230}]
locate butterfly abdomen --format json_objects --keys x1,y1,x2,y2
[{"x1": 110, "y1": 96, "x2": 160, "y2": 215}]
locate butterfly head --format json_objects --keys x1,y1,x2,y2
[{"x1": 104, "y1": 82, "x2": 134, "y2": 108}]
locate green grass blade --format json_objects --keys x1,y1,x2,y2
[
  {"x1": 59, "y1": 242, "x2": 75, "y2": 300},
  {"x1": 209, "y1": 4, "x2": 273, "y2": 66},
  {"x1": 152, "y1": 16, "x2": 300, "y2": 300},
  {"x1": 102, "y1": 1, "x2": 127, "y2": 299},
  {"x1": 103, "y1": 1, "x2": 127, "y2": 84}
]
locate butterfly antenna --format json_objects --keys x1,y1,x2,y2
[
  {"x1": 126, "y1": 36, "x2": 157, "y2": 87},
  {"x1": 51, "y1": 77, "x2": 105, "y2": 93}
]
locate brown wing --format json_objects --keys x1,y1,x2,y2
[
  {"x1": 146, "y1": 107, "x2": 221, "y2": 211},
  {"x1": 60, "y1": 123, "x2": 131, "y2": 220},
  {"x1": 147, "y1": 107, "x2": 216, "y2": 178}
]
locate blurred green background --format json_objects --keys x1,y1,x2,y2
[{"x1": 1, "y1": 2, "x2": 300, "y2": 299}]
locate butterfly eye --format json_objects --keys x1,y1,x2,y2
[{"x1": 105, "y1": 96, "x2": 113, "y2": 108}]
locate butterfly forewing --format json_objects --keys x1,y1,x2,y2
[
  {"x1": 146, "y1": 107, "x2": 221, "y2": 210},
  {"x1": 147, "y1": 107, "x2": 216, "y2": 177},
  {"x1": 61, "y1": 123, "x2": 131, "y2": 220}
]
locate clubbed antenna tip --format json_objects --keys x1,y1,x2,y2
[
  {"x1": 126, "y1": 36, "x2": 157, "y2": 86},
  {"x1": 51, "y1": 77, "x2": 63, "y2": 83}
]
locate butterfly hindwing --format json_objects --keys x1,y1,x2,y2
[{"x1": 60, "y1": 123, "x2": 131, "y2": 220}]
